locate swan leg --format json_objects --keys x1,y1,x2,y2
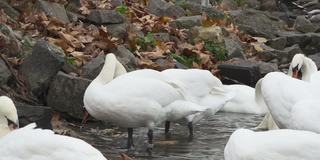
[
  {"x1": 165, "y1": 121, "x2": 171, "y2": 138},
  {"x1": 127, "y1": 128, "x2": 134, "y2": 150},
  {"x1": 188, "y1": 122, "x2": 193, "y2": 140},
  {"x1": 147, "y1": 129, "x2": 154, "y2": 154}
]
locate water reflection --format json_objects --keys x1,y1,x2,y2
[{"x1": 68, "y1": 112, "x2": 264, "y2": 160}]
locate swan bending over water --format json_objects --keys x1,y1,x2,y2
[
  {"x1": 0, "y1": 96, "x2": 107, "y2": 160},
  {"x1": 256, "y1": 54, "x2": 319, "y2": 130},
  {"x1": 82, "y1": 54, "x2": 208, "y2": 151}
]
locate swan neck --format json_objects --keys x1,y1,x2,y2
[
  {"x1": 302, "y1": 58, "x2": 317, "y2": 81},
  {"x1": 94, "y1": 56, "x2": 117, "y2": 84},
  {"x1": 0, "y1": 116, "x2": 10, "y2": 138}
]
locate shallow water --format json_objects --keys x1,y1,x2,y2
[{"x1": 68, "y1": 112, "x2": 264, "y2": 160}]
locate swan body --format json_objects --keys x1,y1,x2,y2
[
  {"x1": 220, "y1": 85, "x2": 268, "y2": 114},
  {"x1": 83, "y1": 54, "x2": 207, "y2": 149},
  {"x1": 256, "y1": 53, "x2": 319, "y2": 130},
  {"x1": 0, "y1": 123, "x2": 107, "y2": 160},
  {"x1": 224, "y1": 129, "x2": 320, "y2": 160},
  {"x1": 260, "y1": 72, "x2": 320, "y2": 132}
]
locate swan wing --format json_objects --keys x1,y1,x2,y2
[
  {"x1": 290, "y1": 99, "x2": 320, "y2": 133},
  {"x1": 162, "y1": 69, "x2": 223, "y2": 98},
  {"x1": 0, "y1": 123, "x2": 106, "y2": 160},
  {"x1": 260, "y1": 72, "x2": 317, "y2": 128}
]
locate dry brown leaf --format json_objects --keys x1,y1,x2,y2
[{"x1": 59, "y1": 32, "x2": 84, "y2": 49}]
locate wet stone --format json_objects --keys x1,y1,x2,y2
[
  {"x1": 16, "y1": 103, "x2": 53, "y2": 129},
  {"x1": 47, "y1": 72, "x2": 91, "y2": 119},
  {"x1": 218, "y1": 59, "x2": 261, "y2": 87}
]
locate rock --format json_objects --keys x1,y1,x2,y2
[
  {"x1": 170, "y1": 15, "x2": 202, "y2": 29},
  {"x1": 0, "y1": 1, "x2": 20, "y2": 20},
  {"x1": 82, "y1": 55, "x2": 105, "y2": 80},
  {"x1": 19, "y1": 40, "x2": 65, "y2": 98},
  {"x1": 110, "y1": 0, "x2": 123, "y2": 7},
  {"x1": 220, "y1": 0, "x2": 238, "y2": 10},
  {"x1": 258, "y1": 44, "x2": 303, "y2": 63},
  {"x1": 147, "y1": 0, "x2": 186, "y2": 18},
  {"x1": 67, "y1": 11, "x2": 86, "y2": 22},
  {"x1": 47, "y1": 72, "x2": 91, "y2": 119},
  {"x1": 294, "y1": 16, "x2": 317, "y2": 33},
  {"x1": 88, "y1": 9, "x2": 124, "y2": 24},
  {"x1": 35, "y1": 0, "x2": 70, "y2": 23},
  {"x1": 224, "y1": 37, "x2": 245, "y2": 59},
  {"x1": 220, "y1": 0, "x2": 259, "y2": 9},
  {"x1": 266, "y1": 37, "x2": 287, "y2": 50},
  {"x1": 279, "y1": 32, "x2": 320, "y2": 54},
  {"x1": 308, "y1": 53, "x2": 320, "y2": 68},
  {"x1": 230, "y1": 9, "x2": 285, "y2": 39},
  {"x1": 185, "y1": 2, "x2": 225, "y2": 19},
  {"x1": 193, "y1": 26, "x2": 224, "y2": 43},
  {"x1": 116, "y1": 46, "x2": 138, "y2": 71},
  {"x1": 155, "y1": 58, "x2": 175, "y2": 70},
  {"x1": 218, "y1": 59, "x2": 261, "y2": 87},
  {"x1": 153, "y1": 33, "x2": 170, "y2": 42},
  {"x1": 16, "y1": 103, "x2": 52, "y2": 129},
  {"x1": 174, "y1": 61, "x2": 189, "y2": 69},
  {"x1": 107, "y1": 23, "x2": 128, "y2": 39},
  {"x1": 260, "y1": 0, "x2": 279, "y2": 11},
  {"x1": 256, "y1": 61, "x2": 279, "y2": 75},
  {"x1": 0, "y1": 58, "x2": 12, "y2": 86},
  {"x1": 0, "y1": 24, "x2": 22, "y2": 57}
]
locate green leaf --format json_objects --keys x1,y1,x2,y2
[
  {"x1": 116, "y1": 5, "x2": 128, "y2": 14},
  {"x1": 171, "y1": 53, "x2": 199, "y2": 68},
  {"x1": 66, "y1": 57, "x2": 77, "y2": 66},
  {"x1": 204, "y1": 42, "x2": 228, "y2": 61}
]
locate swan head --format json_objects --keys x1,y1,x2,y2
[
  {"x1": 0, "y1": 96, "x2": 19, "y2": 130},
  {"x1": 290, "y1": 54, "x2": 305, "y2": 79}
]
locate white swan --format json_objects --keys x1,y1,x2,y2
[
  {"x1": 259, "y1": 72, "x2": 320, "y2": 132},
  {"x1": 161, "y1": 69, "x2": 234, "y2": 137},
  {"x1": 0, "y1": 96, "x2": 107, "y2": 160},
  {"x1": 220, "y1": 84, "x2": 268, "y2": 114},
  {"x1": 224, "y1": 129, "x2": 320, "y2": 160},
  {"x1": 256, "y1": 54, "x2": 319, "y2": 130},
  {"x1": 82, "y1": 54, "x2": 208, "y2": 151}
]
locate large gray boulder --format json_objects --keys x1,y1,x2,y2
[
  {"x1": 170, "y1": 16, "x2": 202, "y2": 29},
  {"x1": 82, "y1": 54, "x2": 105, "y2": 80},
  {"x1": 230, "y1": 9, "x2": 285, "y2": 39},
  {"x1": 17, "y1": 103, "x2": 52, "y2": 129},
  {"x1": 88, "y1": 10, "x2": 124, "y2": 24},
  {"x1": 147, "y1": 0, "x2": 186, "y2": 18},
  {"x1": 47, "y1": 72, "x2": 91, "y2": 119},
  {"x1": 19, "y1": 41, "x2": 65, "y2": 98},
  {"x1": 218, "y1": 59, "x2": 261, "y2": 87},
  {"x1": 35, "y1": 0, "x2": 70, "y2": 23}
]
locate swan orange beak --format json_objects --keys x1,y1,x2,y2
[{"x1": 80, "y1": 110, "x2": 90, "y2": 129}]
